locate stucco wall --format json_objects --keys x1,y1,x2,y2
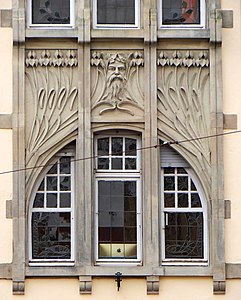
[{"x1": 222, "y1": 0, "x2": 241, "y2": 263}]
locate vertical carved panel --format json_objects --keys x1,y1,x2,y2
[
  {"x1": 157, "y1": 50, "x2": 211, "y2": 192},
  {"x1": 25, "y1": 49, "x2": 78, "y2": 186},
  {"x1": 90, "y1": 51, "x2": 144, "y2": 119}
]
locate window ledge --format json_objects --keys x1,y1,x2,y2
[
  {"x1": 26, "y1": 28, "x2": 78, "y2": 38},
  {"x1": 91, "y1": 29, "x2": 144, "y2": 39},
  {"x1": 25, "y1": 265, "x2": 212, "y2": 277},
  {"x1": 157, "y1": 28, "x2": 210, "y2": 39}
]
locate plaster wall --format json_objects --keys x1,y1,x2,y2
[
  {"x1": 0, "y1": 130, "x2": 12, "y2": 263},
  {"x1": 222, "y1": 0, "x2": 241, "y2": 262},
  {"x1": 0, "y1": 277, "x2": 240, "y2": 299},
  {"x1": 0, "y1": 28, "x2": 12, "y2": 113},
  {"x1": 0, "y1": 0, "x2": 11, "y2": 9}
]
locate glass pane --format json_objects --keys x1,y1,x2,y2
[
  {"x1": 112, "y1": 137, "x2": 123, "y2": 156},
  {"x1": 60, "y1": 157, "x2": 71, "y2": 174},
  {"x1": 125, "y1": 138, "x2": 137, "y2": 156},
  {"x1": 97, "y1": 0, "x2": 135, "y2": 25},
  {"x1": 164, "y1": 167, "x2": 175, "y2": 174},
  {"x1": 98, "y1": 180, "x2": 137, "y2": 259},
  {"x1": 162, "y1": 0, "x2": 200, "y2": 25},
  {"x1": 38, "y1": 179, "x2": 45, "y2": 191},
  {"x1": 164, "y1": 193, "x2": 175, "y2": 207},
  {"x1": 191, "y1": 180, "x2": 197, "y2": 191},
  {"x1": 125, "y1": 227, "x2": 136, "y2": 242},
  {"x1": 178, "y1": 193, "x2": 188, "y2": 207},
  {"x1": 32, "y1": 212, "x2": 71, "y2": 259},
  {"x1": 165, "y1": 212, "x2": 203, "y2": 259},
  {"x1": 48, "y1": 163, "x2": 57, "y2": 174},
  {"x1": 112, "y1": 158, "x2": 122, "y2": 169},
  {"x1": 98, "y1": 157, "x2": 109, "y2": 169},
  {"x1": 177, "y1": 167, "x2": 187, "y2": 174},
  {"x1": 60, "y1": 193, "x2": 71, "y2": 208},
  {"x1": 60, "y1": 176, "x2": 71, "y2": 191},
  {"x1": 47, "y1": 176, "x2": 57, "y2": 191},
  {"x1": 32, "y1": 0, "x2": 71, "y2": 25},
  {"x1": 125, "y1": 158, "x2": 136, "y2": 170},
  {"x1": 98, "y1": 138, "x2": 109, "y2": 155},
  {"x1": 177, "y1": 176, "x2": 188, "y2": 190},
  {"x1": 33, "y1": 193, "x2": 44, "y2": 208},
  {"x1": 164, "y1": 176, "x2": 175, "y2": 190},
  {"x1": 46, "y1": 193, "x2": 57, "y2": 208},
  {"x1": 191, "y1": 193, "x2": 202, "y2": 207}
]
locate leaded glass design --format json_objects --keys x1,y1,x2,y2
[
  {"x1": 97, "y1": 0, "x2": 136, "y2": 25},
  {"x1": 98, "y1": 181, "x2": 137, "y2": 259},
  {"x1": 162, "y1": 0, "x2": 200, "y2": 25},
  {"x1": 32, "y1": 0, "x2": 71, "y2": 25},
  {"x1": 31, "y1": 156, "x2": 73, "y2": 260},
  {"x1": 162, "y1": 167, "x2": 205, "y2": 260},
  {"x1": 97, "y1": 137, "x2": 138, "y2": 171}
]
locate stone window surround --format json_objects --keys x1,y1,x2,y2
[{"x1": 0, "y1": 0, "x2": 232, "y2": 296}]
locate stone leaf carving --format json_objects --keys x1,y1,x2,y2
[
  {"x1": 25, "y1": 49, "x2": 78, "y2": 178},
  {"x1": 90, "y1": 51, "x2": 144, "y2": 116},
  {"x1": 157, "y1": 50, "x2": 210, "y2": 194}
]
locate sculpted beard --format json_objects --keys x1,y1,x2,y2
[{"x1": 107, "y1": 75, "x2": 125, "y2": 100}]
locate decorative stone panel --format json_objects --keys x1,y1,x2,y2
[
  {"x1": 157, "y1": 50, "x2": 211, "y2": 196},
  {"x1": 25, "y1": 49, "x2": 79, "y2": 194},
  {"x1": 90, "y1": 51, "x2": 144, "y2": 121}
]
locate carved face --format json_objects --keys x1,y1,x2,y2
[{"x1": 107, "y1": 60, "x2": 126, "y2": 86}]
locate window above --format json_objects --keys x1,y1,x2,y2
[
  {"x1": 160, "y1": 0, "x2": 205, "y2": 28},
  {"x1": 93, "y1": 0, "x2": 140, "y2": 29},
  {"x1": 29, "y1": 0, "x2": 74, "y2": 27}
]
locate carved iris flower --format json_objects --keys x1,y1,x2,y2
[
  {"x1": 157, "y1": 51, "x2": 169, "y2": 67},
  {"x1": 53, "y1": 50, "x2": 65, "y2": 67},
  {"x1": 26, "y1": 50, "x2": 38, "y2": 67},
  {"x1": 39, "y1": 50, "x2": 52, "y2": 67},
  {"x1": 65, "y1": 50, "x2": 77, "y2": 67}
]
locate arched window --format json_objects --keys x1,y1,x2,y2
[
  {"x1": 29, "y1": 154, "x2": 75, "y2": 264},
  {"x1": 160, "y1": 145, "x2": 208, "y2": 264},
  {"x1": 94, "y1": 134, "x2": 142, "y2": 263}
]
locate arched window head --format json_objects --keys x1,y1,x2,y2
[
  {"x1": 160, "y1": 144, "x2": 208, "y2": 264},
  {"x1": 29, "y1": 153, "x2": 75, "y2": 264}
]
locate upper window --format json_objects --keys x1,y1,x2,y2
[
  {"x1": 94, "y1": 135, "x2": 142, "y2": 263},
  {"x1": 29, "y1": 155, "x2": 75, "y2": 264},
  {"x1": 93, "y1": 0, "x2": 140, "y2": 28},
  {"x1": 29, "y1": 0, "x2": 74, "y2": 27},
  {"x1": 160, "y1": 0, "x2": 205, "y2": 28},
  {"x1": 160, "y1": 145, "x2": 208, "y2": 265}
]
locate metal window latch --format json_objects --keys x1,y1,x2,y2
[{"x1": 115, "y1": 272, "x2": 122, "y2": 291}]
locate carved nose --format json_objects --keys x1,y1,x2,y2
[{"x1": 115, "y1": 68, "x2": 119, "y2": 74}]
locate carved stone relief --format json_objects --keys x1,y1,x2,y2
[
  {"x1": 25, "y1": 49, "x2": 78, "y2": 188},
  {"x1": 157, "y1": 50, "x2": 211, "y2": 194},
  {"x1": 90, "y1": 51, "x2": 144, "y2": 119}
]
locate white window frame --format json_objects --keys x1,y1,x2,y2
[
  {"x1": 29, "y1": 153, "x2": 75, "y2": 266},
  {"x1": 27, "y1": 0, "x2": 75, "y2": 28},
  {"x1": 94, "y1": 134, "x2": 142, "y2": 264},
  {"x1": 160, "y1": 167, "x2": 208, "y2": 266},
  {"x1": 159, "y1": 0, "x2": 206, "y2": 29},
  {"x1": 92, "y1": 0, "x2": 140, "y2": 29}
]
